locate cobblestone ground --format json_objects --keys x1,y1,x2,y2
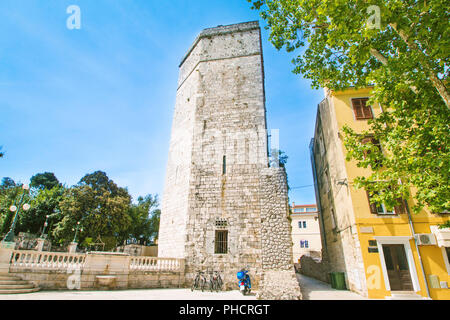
[{"x1": 0, "y1": 288, "x2": 258, "y2": 300}]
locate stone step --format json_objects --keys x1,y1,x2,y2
[
  {"x1": 0, "y1": 284, "x2": 36, "y2": 290},
  {"x1": 0, "y1": 280, "x2": 30, "y2": 285},
  {"x1": 388, "y1": 293, "x2": 427, "y2": 300},
  {"x1": 0, "y1": 287, "x2": 40, "y2": 294},
  {"x1": 0, "y1": 276, "x2": 22, "y2": 281}
]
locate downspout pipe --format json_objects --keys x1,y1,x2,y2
[{"x1": 404, "y1": 201, "x2": 431, "y2": 299}]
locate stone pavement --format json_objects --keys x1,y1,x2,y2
[
  {"x1": 0, "y1": 274, "x2": 373, "y2": 300},
  {"x1": 0, "y1": 288, "x2": 258, "y2": 300},
  {"x1": 296, "y1": 273, "x2": 370, "y2": 300}
]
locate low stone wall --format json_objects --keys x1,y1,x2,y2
[
  {"x1": 12, "y1": 269, "x2": 184, "y2": 291},
  {"x1": 1, "y1": 248, "x2": 185, "y2": 291},
  {"x1": 299, "y1": 255, "x2": 330, "y2": 284}
]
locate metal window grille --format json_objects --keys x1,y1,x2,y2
[{"x1": 215, "y1": 230, "x2": 228, "y2": 254}]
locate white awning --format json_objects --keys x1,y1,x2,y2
[{"x1": 430, "y1": 225, "x2": 450, "y2": 247}]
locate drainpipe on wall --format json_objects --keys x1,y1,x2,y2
[{"x1": 404, "y1": 201, "x2": 431, "y2": 299}]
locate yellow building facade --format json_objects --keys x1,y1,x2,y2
[{"x1": 311, "y1": 87, "x2": 450, "y2": 299}]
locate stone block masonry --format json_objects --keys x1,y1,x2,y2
[{"x1": 158, "y1": 21, "x2": 301, "y2": 299}]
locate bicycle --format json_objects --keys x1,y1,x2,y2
[
  {"x1": 208, "y1": 270, "x2": 223, "y2": 292},
  {"x1": 191, "y1": 270, "x2": 207, "y2": 292}
]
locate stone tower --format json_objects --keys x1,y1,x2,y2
[{"x1": 158, "y1": 21, "x2": 301, "y2": 299}]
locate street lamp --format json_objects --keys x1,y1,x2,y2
[
  {"x1": 2, "y1": 184, "x2": 31, "y2": 243},
  {"x1": 40, "y1": 215, "x2": 50, "y2": 238},
  {"x1": 72, "y1": 221, "x2": 83, "y2": 243}
]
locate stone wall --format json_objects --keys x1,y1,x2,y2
[
  {"x1": 257, "y1": 168, "x2": 302, "y2": 300},
  {"x1": 159, "y1": 21, "x2": 267, "y2": 290},
  {"x1": 298, "y1": 255, "x2": 330, "y2": 284}
]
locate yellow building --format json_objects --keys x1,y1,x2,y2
[{"x1": 310, "y1": 87, "x2": 450, "y2": 299}]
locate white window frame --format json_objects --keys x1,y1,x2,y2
[
  {"x1": 374, "y1": 236, "x2": 421, "y2": 293},
  {"x1": 442, "y1": 247, "x2": 450, "y2": 275},
  {"x1": 376, "y1": 203, "x2": 395, "y2": 215}
]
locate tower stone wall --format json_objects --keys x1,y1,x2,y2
[{"x1": 158, "y1": 21, "x2": 301, "y2": 298}]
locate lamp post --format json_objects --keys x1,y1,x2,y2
[
  {"x1": 68, "y1": 221, "x2": 83, "y2": 253},
  {"x1": 40, "y1": 215, "x2": 50, "y2": 239},
  {"x1": 2, "y1": 184, "x2": 31, "y2": 243},
  {"x1": 72, "y1": 221, "x2": 83, "y2": 243}
]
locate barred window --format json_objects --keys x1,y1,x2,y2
[{"x1": 215, "y1": 230, "x2": 228, "y2": 254}]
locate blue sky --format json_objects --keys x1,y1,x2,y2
[{"x1": 0, "y1": 0, "x2": 323, "y2": 205}]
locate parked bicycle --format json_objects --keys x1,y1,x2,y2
[
  {"x1": 208, "y1": 270, "x2": 223, "y2": 292},
  {"x1": 191, "y1": 270, "x2": 207, "y2": 292}
]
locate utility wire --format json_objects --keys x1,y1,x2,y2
[{"x1": 289, "y1": 184, "x2": 314, "y2": 189}]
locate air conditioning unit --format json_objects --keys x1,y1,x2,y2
[{"x1": 415, "y1": 233, "x2": 437, "y2": 245}]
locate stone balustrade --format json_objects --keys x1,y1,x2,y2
[
  {"x1": 129, "y1": 256, "x2": 184, "y2": 272},
  {"x1": 0, "y1": 246, "x2": 186, "y2": 290},
  {"x1": 9, "y1": 250, "x2": 86, "y2": 271}
]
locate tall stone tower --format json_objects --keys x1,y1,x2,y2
[{"x1": 158, "y1": 21, "x2": 301, "y2": 299}]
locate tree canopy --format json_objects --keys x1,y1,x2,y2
[
  {"x1": 30, "y1": 172, "x2": 61, "y2": 190},
  {"x1": 0, "y1": 171, "x2": 161, "y2": 250},
  {"x1": 249, "y1": 0, "x2": 449, "y2": 213}
]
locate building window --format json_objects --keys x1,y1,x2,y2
[
  {"x1": 366, "y1": 191, "x2": 406, "y2": 215},
  {"x1": 306, "y1": 207, "x2": 317, "y2": 212},
  {"x1": 361, "y1": 135, "x2": 383, "y2": 168},
  {"x1": 303, "y1": 221, "x2": 307, "y2": 228},
  {"x1": 446, "y1": 247, "x2": 450, "y2": 265},
  {"x1": 214, "y1": 230, "x2": 228, "y2": 254},
  {"x1": 298, "y1": 221, "x2": 302, "y2": 228},
  {"x1": 300, "y1": 240, "x2": 305, "y2": 248},
  {"x1": 222, "y1": 155, "x2": 226, "y2": 174},
  {"x1": 305, "y1": 240, "x2": 309, "y2": 248},
  {"x1": 352, "y1": 98, "x2": 373, "y2": 120}
]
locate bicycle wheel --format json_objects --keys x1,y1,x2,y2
[
  {"x1": 216, "y1": 276, "x2": 222, "y2": 292},
  {"x1": 200, "y1": 278, "x2": 206, "y2": 292},
  {"x1": 191, "y1": 276, "x2": 198, "y2": 291}
]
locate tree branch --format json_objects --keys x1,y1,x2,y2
[{"x1": 389, "y1": 23, "x2": 449, "y2": 109}]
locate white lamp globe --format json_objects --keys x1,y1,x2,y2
[
  {"x1": 9, "y1": 205, "x2": 17, "y2": 212},
  {"x1": 23, "y1": 203, "x2": 31, "y2": 211}
]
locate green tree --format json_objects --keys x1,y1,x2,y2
[
  {"x1": 0, "y1": 184, "x2": 31, "y2": 236},
  {"x1": 1, "y1": 177, "x2": 16, "y2": 189},
  {"x1": 53, "y1": 171, "x2": 131, "y2": 249},
  {"x1": 127, "y1": 194, "x2": 160, "y2": 245},
  {"x1": 16, "y1": 186, "x2": 65, "y2": 239},
  {"x1": 249, "y1": 0, "x2": 449, "y2": 213},
  {"x1": 30, "y1": 172, "x2": 61, "y2": 190}
]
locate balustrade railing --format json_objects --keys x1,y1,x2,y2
[
  {"x1": 6, "y1": 249, "x2": 184, "y2": 273},
  {"x1": 129, "y1": 256, "x2": 184, "y2": 272},
  {"x1": 9, "y1": 250, "x2": 86, "y2": 271}
]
